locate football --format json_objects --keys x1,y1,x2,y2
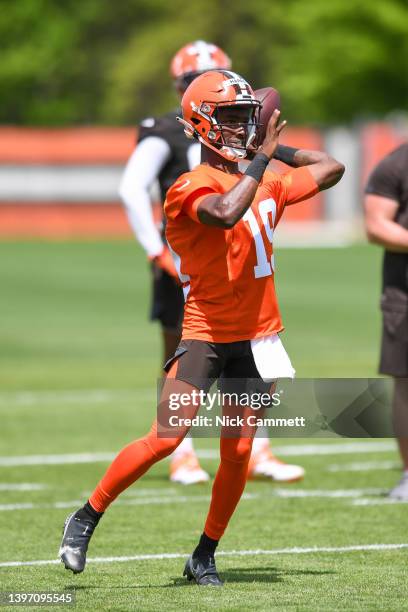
[{"x1": 254, "y1": 87, "x2": 281, "y2": 144}]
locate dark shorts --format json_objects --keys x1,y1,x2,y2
[
  {"x1": 160, "y1": 339, "x2": 274, "y2": 438},
  {"x1": 164, "y1": 338, "x2": 273, "y2": 394},
  {"x1": 379, "y1": 288, "x2": 408, "y2": 377},
  {"x1": 150, "y1": 266, "x2": 184, "y2": 332}
]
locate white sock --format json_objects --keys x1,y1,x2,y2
[
  {"x1": 171, "y1": 435, "x2": 194, "y2": 459},
  {"x1": 252, "y1": 427, "x2": 270, "y2": 454}
]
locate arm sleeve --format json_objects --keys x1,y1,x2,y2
[
  {"x1": 365, "y1": 153, "x2": 401, "y2": 201},
  {"x1": 165, "y1": 172, "x2": 220, "y2": 223},
  {"x1": 118, "y1": 137, "x2": 171, "y2": 257},
  {"x1": 187, "y1": 143, "x2": 201, "y2": 170}
]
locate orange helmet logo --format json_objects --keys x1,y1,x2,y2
[{"x1": 178, "y1": 70, "x2": 261, "y2": 161}]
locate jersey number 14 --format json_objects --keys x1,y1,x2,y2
[{"x1": 243, "y1": 198, "x2": 276, "y2": 279}]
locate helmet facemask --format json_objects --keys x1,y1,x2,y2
[
  {"x1": 194, "y1": 100, "x2": 262, "y2": 161},
  {"x1": 212, "y1": 103, "x2": 261, "y2": 160}
]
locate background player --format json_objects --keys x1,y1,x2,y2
[
  {"x1": 119, "y1": 41, "x2": 304, "y2": 485},
  {"x1": 60, "y1": 70, "x2": 344, "y2": 585},
  {"x1": 364, "y1": 143, "x2": 408, "y2": 500}
]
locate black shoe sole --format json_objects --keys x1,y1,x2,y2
[{"x1": 60, "y1": 558, "x2": 83, "y2": 574}]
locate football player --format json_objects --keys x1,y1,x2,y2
[
  {"x1": 60, "y1": 70, "x2": 344, "y2": 585},
  {"x1": 119, "y1": 40, "x2": 305, "y2": 484}
]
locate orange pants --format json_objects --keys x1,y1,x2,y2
[
  {"x1": 89, "y1": 419, "x2": 254, "y2": 540},
  {"x1": 89, "y1": 366, "x2": 259, "y2": 541}
]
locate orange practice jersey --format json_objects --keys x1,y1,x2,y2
[{"x1": 165, "y1": 164, "x2": 318, "y2": 342}]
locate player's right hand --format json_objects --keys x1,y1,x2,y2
[
  {"x1": 151, "y1": 246, "x2": 180, "y2": 283},
  {"x1": 258, "y1": 109, "x2": 287, "y2": 160}
]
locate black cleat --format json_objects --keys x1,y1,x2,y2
[
  {"x1": 183, "y1": 553, "x2": 223, "y2": 586},
  {"x1": 59, "y1": 510, "x2": 98, "y2": 574}
]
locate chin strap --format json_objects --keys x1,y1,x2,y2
[
  {"x1": 176, "y1": 116, "x2": 248, "y2": 161},
  {"x1": 220, "y1": 145, "x2": 247, "y2": 161},
  {"x1": 197, "y1": 136, "x2": 247, "y2": 161},
  {"x1": 176, "y1": 116, "x2": 200, "y2": 140}
]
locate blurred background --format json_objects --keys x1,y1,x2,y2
[{"x1": 1, "y1": 0, "x2": 408, "y2": 242}]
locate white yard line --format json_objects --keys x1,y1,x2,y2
[
  {"x1": 0, "y1": 389, "x2": 153, "y2": 407},
  {"x1": 0, "y1": 453, "x2": 116, "y2": 467},
  {"x1": 0, "y1": 489, "x2": 388, "y2": 512},
  {"x1": 268, "y1": 441, "x2": 396, "y2": 457},
  {"x1": 0, "y1": 483, "x2": 47, "y2": 491},
  {"x1": 1, "y1": 543, "x2": 407, "y2": 569},
  {"x1": 81, "y1": 487, "x2": 179, "y2": 498},
  {"x1": 273, "y1": 488, "x2": 386, "y2": 498},
  {"x1": 327, "y1": 460, "x2": 399, "y2": 473},
  {"x1": 352, "y1": 498, "x2": 408, "y2": 506},
  {"x1": 0, "y1": 493, "x2": 257, "y2": 512},
  {"x1": 0, "y1": 503, "x2": 36, "y2": 511},
  {"x1": 121, "y1": 492, "x2": 256, "y2": 506},
  {"x1": 0, "y1": 441, "x2": 397, "y2": 468}
]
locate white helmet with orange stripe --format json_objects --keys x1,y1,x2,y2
[{"x1": 170, "y1": 41, "x2": 232, "y2": 92}]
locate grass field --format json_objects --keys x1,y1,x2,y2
[{"x1": 1, "y1": 241, "x2": 407, "y2": 611}]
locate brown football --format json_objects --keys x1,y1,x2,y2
[{"x1": 254, "y1": 87, "x2": 281, "y2": 144}]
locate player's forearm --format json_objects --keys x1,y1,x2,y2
[
  {"x1": 197, "y1": 176, "x2": 259, "y2": 228},
  {"x1": 274, "y1": 145, "x2": 324, "y2": 167},
  {"x1": 366, "y1": 218, "x2": 408, "y2": 252},
  {"x1": 275, "y1": 145, "x2": 344, "y2": 191},
  {"x1": 197, "y1": 154, "x2": 269, "y2": 229}
]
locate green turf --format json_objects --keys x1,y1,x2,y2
[{"x1": 1, "y1": 241, "x2": 406, "y2": 611}]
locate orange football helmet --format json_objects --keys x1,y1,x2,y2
[
  {"x1": 179, "y1": 70, "x2": 261, "y2": 161},
  {"x1": 170, "y1": 41, "x2": 231, "y2": 90}
]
